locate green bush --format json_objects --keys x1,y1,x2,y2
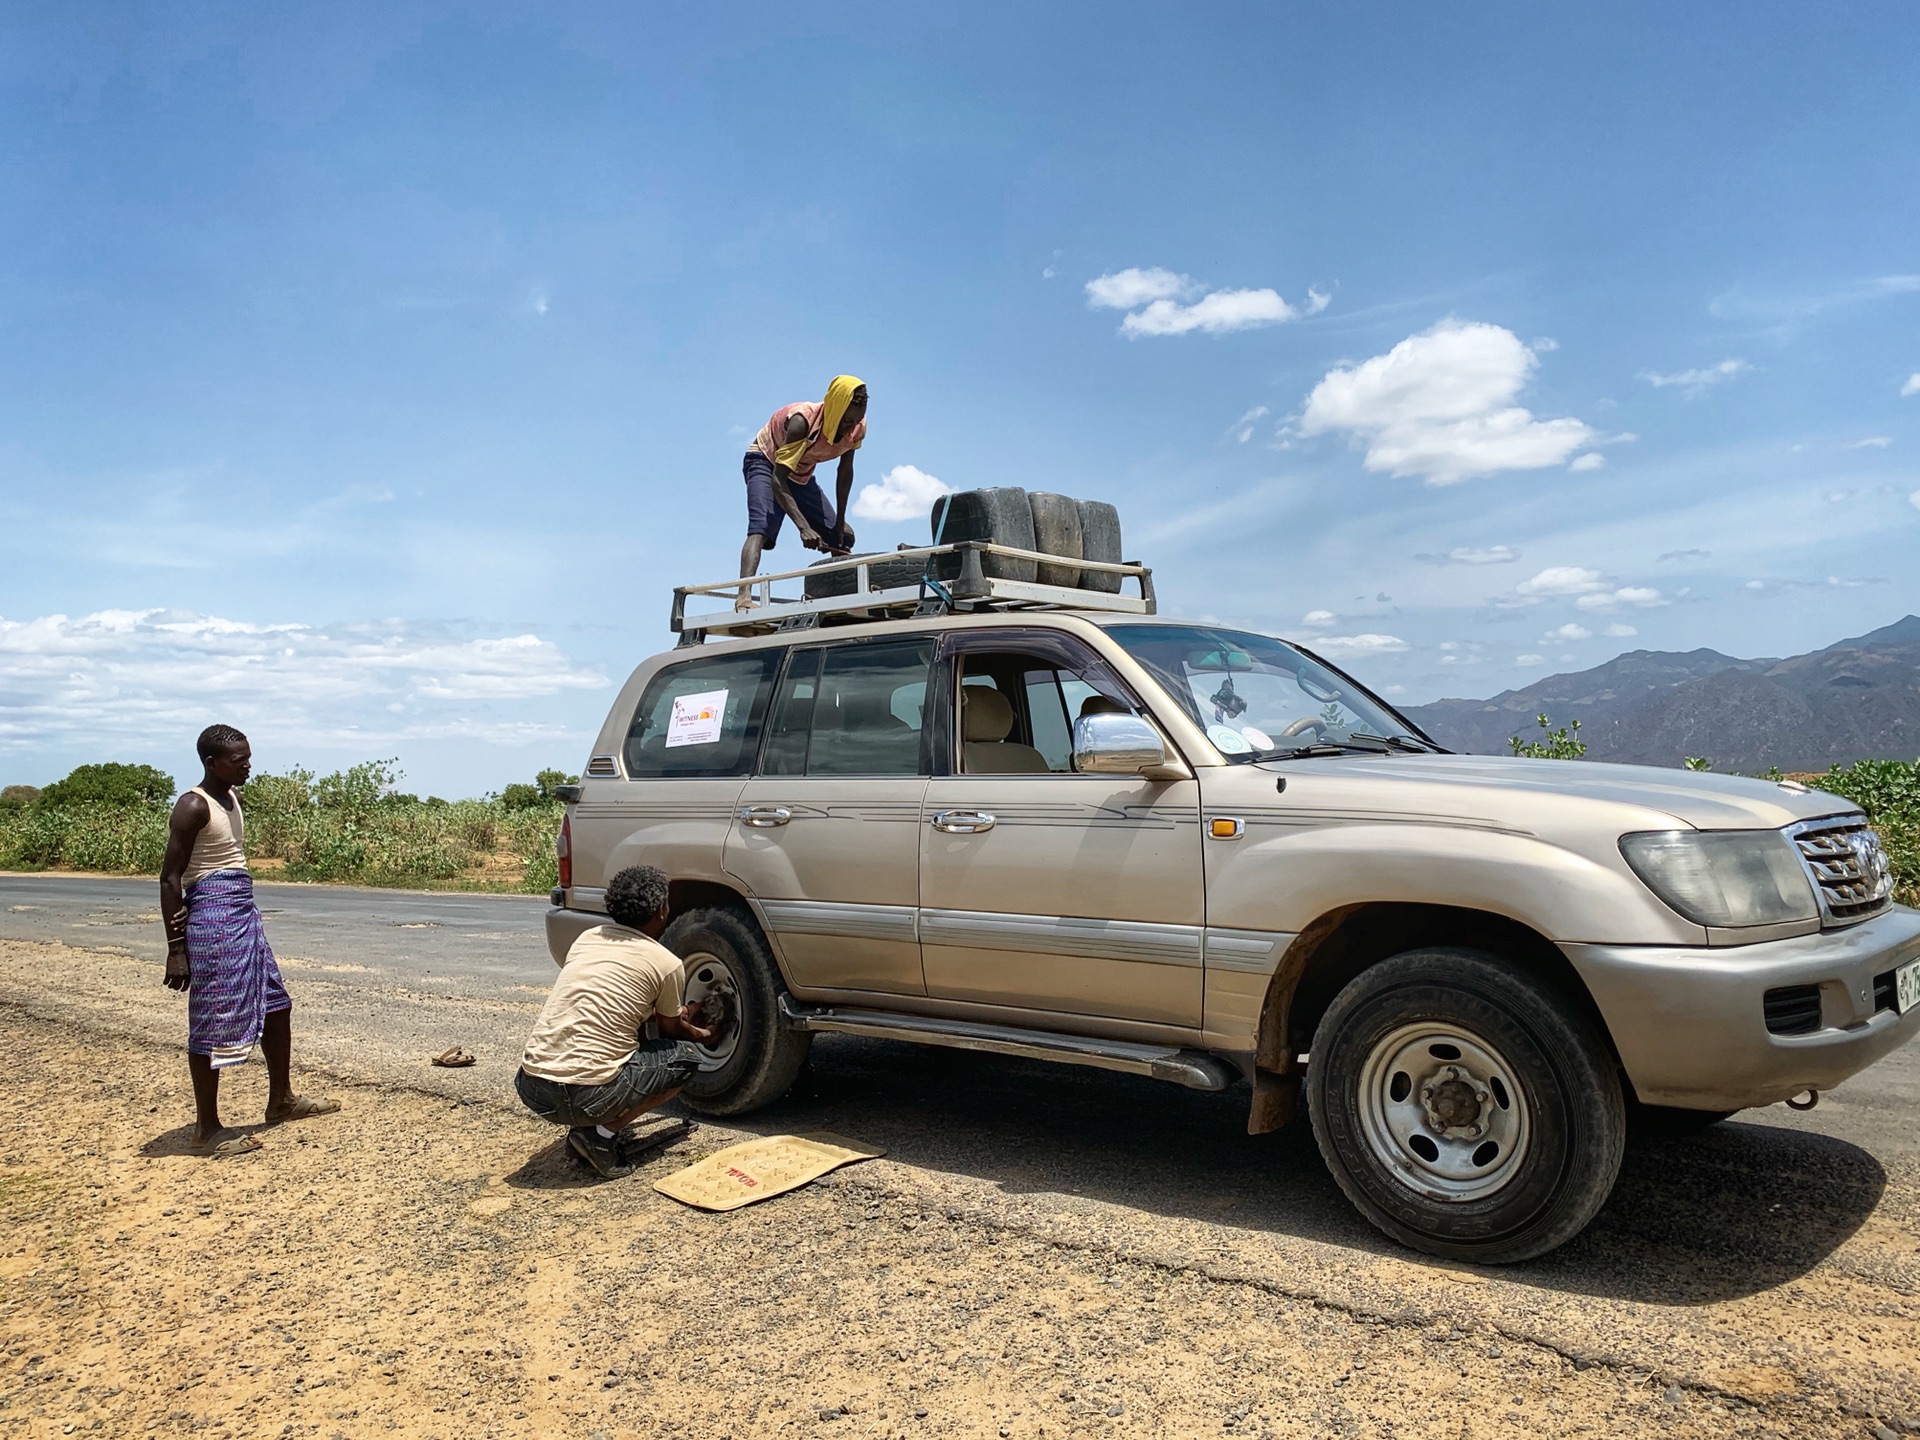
[
  {"x1": 39, "y1": 762, "x2": 175, "y2": 810},
  {"x1": 0, "y1": 785, "x2": 40, "y2": 813},
  {"x1": 1508, "y1": 713, "x2": 1587, "y2": 760}
]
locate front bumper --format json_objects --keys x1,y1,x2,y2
[{"x1": 1564, "y1": 905, "x2": 1920, "y2": 1110}]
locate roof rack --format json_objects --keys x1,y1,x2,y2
[{"x1": 670, "y1": 541, "x2": 1155, "y2": 644}]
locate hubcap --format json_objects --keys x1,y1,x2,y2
[
  {"x1": 1355, "y1": 1022, "x2": 1531, "y2": 1202},
  {"x1": 680, "y1": 950, "x2": 741, "y2": 1071}
]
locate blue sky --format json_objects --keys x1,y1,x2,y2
[{"x1": 3, "y1": 2, "x2": 1918, "y2": 796}]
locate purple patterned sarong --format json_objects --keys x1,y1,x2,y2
[{"x1": 185, "y1": 870, "x2": 290, "y2": 1067}]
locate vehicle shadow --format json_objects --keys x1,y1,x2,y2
[{"x1": 731, "y1": 1033, "x2": 1887, "y2": 1306}]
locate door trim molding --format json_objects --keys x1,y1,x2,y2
[{"x1": 919, "y1": 908, "x2": 1204, "y2": 968}]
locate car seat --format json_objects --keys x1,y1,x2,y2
[{"x1": 962, "y1": 688, "x2": 1050, "y2": 774}]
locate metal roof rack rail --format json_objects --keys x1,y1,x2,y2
[{"x1": 670, "y1": 541, "x2": 1155, "y2": 642}]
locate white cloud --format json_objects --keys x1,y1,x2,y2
[
  {"x1": 1541, "y1": 623, "x2": 1592, "y2": 643},
  {"x1": 1300, "y1": 610, "x2": 1337, "y2": 628},
  {"x1": 1297, "y1": 320, "x2": 1597, "y2": 485},
  {"x1": 1568, "y1": 453, "x2": 1606, "y2": 472},
  {"x1": 1309, "y1": 633, "x2": 1409, "y2": 658},
  {"x1": 1228, "y1": 405, "x2": 1270, "y2": 444},
  {"x1": 1516, "y1": 566, "x2": 1606, "y2": 597},
  {"x1": 1416, "y1": 544, "x2": 1520, "y2": 566},
  {"x1": 1642, "y1": 358, "x2": 1749, "y2": 396},
  {"x1": 1847, "y1": 436, "x2": 1892, "y2": 449},
  {"x1": 1657, "y1": 548, "x2": 1710, "y2": 562},
  {"x1": 1086, "y1": 267, "x2": 1318, "y2": 339},
  {"x1": 0, "y1": 609, "x2": 607, "y2": 755},
  {"x1": 1575, "y1": 585, "x2": 1666, "y2": 612},
  {"x1": 1122, "y1": 288, "x2": 1296, "y2": 338},
  {"x1": 1911, "y1": 489, "x2": 1920, "y2": 512},
  {"x1": 1515, "y1": 654, "x2": 1547, "y2": 667},
  {"x1": 1085, "y1": 267, "x2": 1192, "y2": 310},
  {"x1": 849, "y1": 464, "x2": 953, "y2": 523},
  {"x1": 1603, "y1": 623, "x2": 1639, "y2": 638},
  {"x1": 1902, "y1": 373, "x2": 1920, "y2": 398}
]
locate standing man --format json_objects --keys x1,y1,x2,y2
[
  {"x1": 515, "y1": 865, "x2": 721, "y2": 1178},
  {"x1": 737, "y1": 374, "x2": 868, "y2": 609},
  {"x1": 159, "y1": 724, "x2": 339, "y2": 1159}
]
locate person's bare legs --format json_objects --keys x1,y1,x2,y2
[
  {"x1": 187, "y1": 1052, "x2": 224, "y2": 1148},
  {"x1": 261, "y1": 1006, "x2": 340, "y2": 1125},
  {"x1": 736, "y1": 533, "x2": 766, "y2": 610}
]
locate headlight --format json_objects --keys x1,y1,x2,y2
[{"x1": 1619, "y1": 830, "x2": 1818, "y2": 928}]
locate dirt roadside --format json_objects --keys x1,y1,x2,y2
[{"x1": 1, "y1": 955, "x2": 1916, "y2": 1439}]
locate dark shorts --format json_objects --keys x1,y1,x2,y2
[
  {"x1": 514, "y1": 1037, "x2": 701, "y2": 1128},
  {"x1": 743, "y1": 450, "x2": 838, "y2": 549}
]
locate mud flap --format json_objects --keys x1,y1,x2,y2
[{"x1": 1248, "y1": 1071, "x2": 1301, "y2": 1135}]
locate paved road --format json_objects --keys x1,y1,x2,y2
[{"x1": 5, "y1": 871, "x2": 1920, "y2": 1427}]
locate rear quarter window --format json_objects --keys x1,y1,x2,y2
[{"x1": 623, "y1": 650, "x2": 781, "y2": 778}]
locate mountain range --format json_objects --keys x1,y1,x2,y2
[{"x1": 1397, "y1": 614, "x2": 1920, "y2": 773}]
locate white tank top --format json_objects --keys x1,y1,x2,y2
[{"x1": 183, "y1": 786, "x2": 249, "y2": 885}]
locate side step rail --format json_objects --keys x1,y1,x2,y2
[{"x1": 778, "y1": 996, "x2": 1238, "y2": 1092}]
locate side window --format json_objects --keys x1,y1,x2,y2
[
  {"x1": 1023, "y1": 668, "x2": 1074, "y2": 772},
  {"x1": 804, "y1": 639, "x2": 935, "y2": 777},
  {"x1": 623, "y1": 650, "x2": 780, "y2": 779},
  {"x1": 956, "y1": 645, "x2": 1137, "y2": 775},
  {"x1": 761, "y1": 649, "x2": 820, "y2": 777}
]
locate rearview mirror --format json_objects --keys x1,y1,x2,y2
[{"x1": 1072, "y1": 712, "x2": 1191, "y2": 780}]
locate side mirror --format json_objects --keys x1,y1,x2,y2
[{"x1": 1072, "y1": 712, "x2": 1191, "y2": 780}]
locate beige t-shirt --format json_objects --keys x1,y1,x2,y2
[{"x1": 519, "y1": 926, "x2": 686, "y2": 1087}]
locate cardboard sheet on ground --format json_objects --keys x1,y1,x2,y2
[{"x1": 653, "y1": 1132, "x2": 884, "y2": 1212}]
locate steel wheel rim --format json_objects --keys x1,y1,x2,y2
[
  {"x1": 1355, "y1": 1020, "x2": 1531, "y2": 1203},
  {"x1": 680, "y1": 949, "x2": 742, "y2": 1070}
]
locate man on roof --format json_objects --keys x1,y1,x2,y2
[{"x1": 737, "y1": 375, "x2": 868, "y2": 610}]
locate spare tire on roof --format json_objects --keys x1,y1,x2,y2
[
  {"x1": 929, "y1": 488, "x2": 1037, "y2": 583},
  {"x1": 802, "y1": 550, "x2": 931, "y2": 600},
  {"x1": 1076, "y1": 499, "x2": 1124, "y2": 593},
  {"x1": 1027, "y1": 492, "x2": 1084, "y2": 589}
]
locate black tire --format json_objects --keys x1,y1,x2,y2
[
  {"x1": 1075, "y1": 498, "x2": 1124, "y2": 593},
  {"x1": 802, "y1": 551, "x2": 928, "y2": 600},
  {"x1": 1630, "y1": 1102, "x2": 1739, "y2": 1137},
  {"x1": 1307, "y1": 947, "x2": 1626, "y2": 1264},
  {"x1": 660, "y1": 905, "x2": 810, "y2": 1116},
  {"x1": 1027, "y1": 491, "x2": 1084, "y2": 589},
  {"x1": 929, "y1": 488, "x2": 1037, "y2": 582}
]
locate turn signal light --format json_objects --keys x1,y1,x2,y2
[{"x1": 1210, "y1": 817, "x2": 1244, "y2": 840}]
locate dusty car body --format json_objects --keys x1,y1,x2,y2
[{"x1": 545, "y1": 573, "x2": 1917, "y2": 1261}]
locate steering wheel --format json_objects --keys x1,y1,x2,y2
[{"x1": 1279, "y1": 716, "x2": 1326, "y2": 739}]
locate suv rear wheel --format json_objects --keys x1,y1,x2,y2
[
  {"x1": 1307, "y1": 947, "x2": 1625, "y2": 1264},
  {"x1": 660, "y1": 905, "x2": 811, "y2": 1116}
]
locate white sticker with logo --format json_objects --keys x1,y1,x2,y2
[{"x1": 665, "y1": 689, "x2": 729, "y2": 748}]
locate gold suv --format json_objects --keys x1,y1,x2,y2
[{"x1": 548, "y1": 583, "x2": 1917, "y2": 1262}]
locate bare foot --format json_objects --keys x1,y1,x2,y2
[{"x1": 265, "y1": 1094, "x2": 342, "y2": 1126}]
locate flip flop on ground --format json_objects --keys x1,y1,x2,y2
[
  {"x1": 264, "y1": 1094, "x2": 341, "y2": 1126},
  {"x1": 189, "y1": 1131, "x2": 263, "y2": 1160},
  {"x1": 431, "y1": 1046, "x2": 477, "y2": 1068}
]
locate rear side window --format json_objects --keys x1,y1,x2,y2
[
  {"x1": 623, "y1": 650, "x2": 781, "y2": 778},
  {"x1": 762, "y1": 639, "x2": 934, "y2": 777}
]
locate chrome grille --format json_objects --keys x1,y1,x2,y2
[{"x1": 1788, "y1": 816, "x2": 1894, "y2": 924}]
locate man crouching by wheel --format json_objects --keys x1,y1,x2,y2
[{"x1": 515, "y1": 865, "x2": 723, "y2": 1177}]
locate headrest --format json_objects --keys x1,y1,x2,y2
[
  {"x1": 1078, "y1": 695, "x2": 1128, "y2": 719},
  {"x1": 962, "y1": 686, "x2": 1014, "y2": 742}
]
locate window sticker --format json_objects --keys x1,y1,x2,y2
[
  {"x1": 666, "y1": 689, "x2": 729, "y2": 748},
  {"x1": 1207, "y1": 723, "x2": 1252, "y2": 754},
  {"x1": 1241, "y1": 726, "x2": 1274, "y2": 750}
]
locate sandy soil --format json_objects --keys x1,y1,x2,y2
[{"x1": 2, "y1": 984, "x2": 1918, "y2": 1440}]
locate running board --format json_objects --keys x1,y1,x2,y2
[{"x1": 778, "y1": 997, "x2": 1237, "y2": 1092}]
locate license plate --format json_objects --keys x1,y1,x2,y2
[{"x1": 1899, "y1": 958, "x2": 1920, "y2": 1015}]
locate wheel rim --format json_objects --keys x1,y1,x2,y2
[
  {"x1": 1354, "y1": 1021, "x2": 1531, "y2": 1203},
  {"x1": 680, "y1": 949, "x2": 742, "y2": 1071}
]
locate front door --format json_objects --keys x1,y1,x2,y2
[
  {"x1": 724, "y1": 636, "x2": 935, "y2": 998},
  {"x1": 918, "y1": 632, "x2": 1205, "y2": 1026}
]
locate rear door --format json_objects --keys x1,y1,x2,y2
[
  {"x1": 918, "y1": 630, "x2": 1206, "y2": 1026},
  {"x1": 724, "y1": 636, "x2": 935, "y2": 997}
]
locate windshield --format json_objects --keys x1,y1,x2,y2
[{"x1": 1102, "y1": 624, "x2": 1425, "y2": 762}]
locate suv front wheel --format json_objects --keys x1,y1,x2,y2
[{"x1": 1307, "y1": 947, "x2": 1626, "y2": 1264}]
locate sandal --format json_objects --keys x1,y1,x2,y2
[
  {"x1": 431, "y1": 1046, "x2": 477, "y2": 1068},
  {"x1": 190, "y1": 1132, "x2": 263, "y2": 1160},
  {"x1": 264, "y1": 1094, "x2": 342, "y2": 1126}
]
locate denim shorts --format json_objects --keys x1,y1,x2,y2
[
  {"x1": 515, "y1": 1038, "x2": 701, "y2": 1127},
  {"x1": 743, "y1": 450, "x2": 838, "y2": 549}
]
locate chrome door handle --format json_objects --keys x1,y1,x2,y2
[
  {"x1": 736, "y1": 804, "x2": 792, "y2": 828},
  {"x1": 931, "y1": 809, "x2": 996, "y2": 834}
]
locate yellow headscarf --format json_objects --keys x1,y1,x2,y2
[{"x1": 776, "y1": 374, "x2": 865, "y2": 471}]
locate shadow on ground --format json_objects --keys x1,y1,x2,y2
[{"x1": 719, "y1": 1033, "x2": 1887, "y2": 1306}]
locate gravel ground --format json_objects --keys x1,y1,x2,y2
[{"x1": 2, "y1": 919, "x2": 1920, "y2": 1439}]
